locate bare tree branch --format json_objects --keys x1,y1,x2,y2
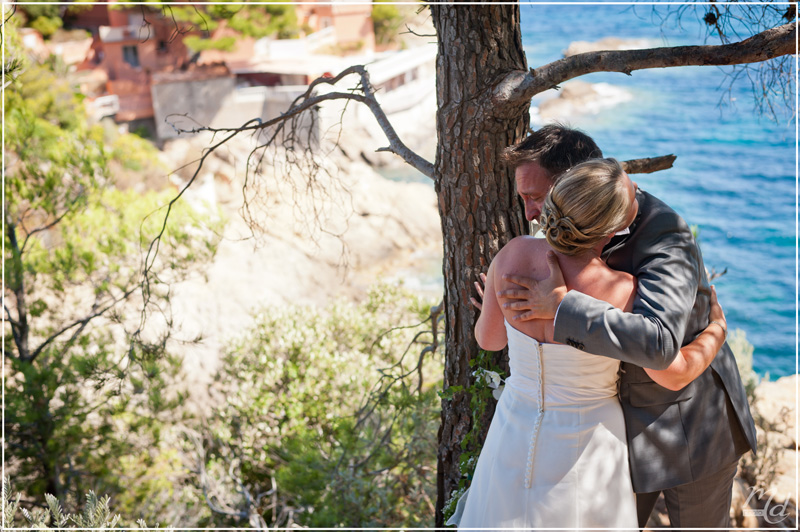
[
  {"x1": 709, "y1": 266, "x2": 728, "y2": 282},
  {"x1": 138, "y1": 119, "x2": 259, "y2": 329},
  {"x1": 350, "y1": 300, "x2": 443, "y2": 441},
  {"x1": 190, "y1": 431, "x2": 249, "y2": 520},
  {"x1": 4, "y1": 302, "x2": 24, "y2": 359},
  {"x1": 169, "y1": 65, "x2": 434, "y2": 178},
  {"x1": 0, "y1": 4, "x2": 17, "y2": 51},
  {"x1": 653, "y1": 3, "x2": 797, "y2": 120},
  {"x1": 160, "y1": 5, "x2": 195, "y2": 45},
  {"x1": 495, "y1": 21, "x2": 796, "y2": 109},
  {"x1": 621, "y1": 154, "x2": 677, "y2": 175},
  {"x1": 20, "y1": 204, "x2": 78, "y2": 254},
  {"x1": 137, "y1": 5, "x2": 152, "y2": 43},
  {"x1": 401, "y1": 23, "x2": 436, "y2": 38},
  {"x1": 27, "y1": 285, "x2": 138, "y2": 364},
  {"x1": 3, "y1": 303, "x2": 18, "y2": 325}
]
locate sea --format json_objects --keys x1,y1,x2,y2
[{"x1": 389, "y1": 4, "x2": 797, "y2": 379}]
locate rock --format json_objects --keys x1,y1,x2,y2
[
  {"x1": 563, "y1": 37, "x2": 653, "y2": 57},
  {"x1": 754, "y1": 374, "x2": 798, "y2": 512},
  {"x1": 731, "y1": 374, "x2": 799, "y2": 528},
  {"x1": 755, "y1": 374, "x2": 797, "y2": 446},
  {"x1": 537, "y1": 81, "x2": 633, "y2": 121}
]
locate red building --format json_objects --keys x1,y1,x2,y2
[
  {"x1": 65, "y1": 1, "x2": 376, "y2": 128},
  {"x1": 70, "y1": 2, "x2": 192, "y2": 122}
]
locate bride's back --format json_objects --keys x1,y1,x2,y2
[{"x1": 491, "y1": 235, "x2": 635, "y2": 344}]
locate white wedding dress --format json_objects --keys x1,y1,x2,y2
[{"x1": 447, "y1": 320, "x2": 637, "y2": 530}]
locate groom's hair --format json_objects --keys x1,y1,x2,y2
[{"x1": 502, "y1": 123, "x2": 603, "y2": 182}]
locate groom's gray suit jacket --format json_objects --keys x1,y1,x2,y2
[{"x1": 553, "y1": 189, "x2": 757, "y2": 494}]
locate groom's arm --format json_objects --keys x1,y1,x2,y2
[{"x1": 554, "y1": 210, "x2": 700, "y2": 370}]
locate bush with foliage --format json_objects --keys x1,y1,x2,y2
[
  {"x1": 728, "y1": 328, "x2": 760, "y2": 401},
  {"x1": 193, "y1": 284, "x2": 443, "y2": 528}
]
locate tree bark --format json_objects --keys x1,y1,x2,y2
[
  {"x1": 622, "y1": 154, "x2": 677, "y2": 175},
  {"x1": 431, "y1": 5, "x2": 529, "y2": 526}
]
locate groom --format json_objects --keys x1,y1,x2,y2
[{"x1": 490, "y1": 124, "x2": 757, "y2": 529}]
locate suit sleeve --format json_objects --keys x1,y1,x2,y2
[{"x1": 553, "y1": 210, "x2": 700, "y2": 370}]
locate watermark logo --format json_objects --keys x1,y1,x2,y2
[{"x1": 742, "y1": 486, "x2": 793, "y2": 525}]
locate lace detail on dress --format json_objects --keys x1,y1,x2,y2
[{"x1": 523, "y1": 340, "x2": 545, "y2": 490}]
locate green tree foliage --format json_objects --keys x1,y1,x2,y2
[
  {"x1": 143, "y1": 1, "x2": 300, "y2": 54},
  {"x1": 372, "y1": 1, "x2": 405, "y2": 47},
  {"x1": 214, "y1": 3, "x2": 299, "y2": 39},
  {"x1": 196, "y1": 285, "x2": 443, "y2": 528},
  {"x1": 29, "y1": 15, "x2": 63, "y2": 39},
  {"x1": 15, "y1": 0, "x2": 60, "y2": 21},
  {"x1": 15, "y1": 1, "x2": 63, "y2": 39},
  {"x1": 183, "y1": 35, "x2": 237, "y2": 54},
  {"x1": 4, "y1": 19, "x2": 219, "y2": 513}
]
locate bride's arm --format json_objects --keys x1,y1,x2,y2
[
  {"x1": 475, "y1": 259, "x2": 508, "y2": 351},
  {"x1": 644, "y1": 286, "x2": 727, "y2": 391}
]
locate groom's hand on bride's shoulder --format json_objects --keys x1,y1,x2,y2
[{"x1": 498, "y1": 251, "x2": 567, "y2": 322}]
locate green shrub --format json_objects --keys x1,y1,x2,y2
[
  {"x1": 3, "y1": 476, "x2": 172, "y2": 529},
  {"x1": 30, "y1": 15, "x2": 63, "y2": 39},
  {"x1": 728, "y1": 327, "x2": 759, "y2": 401},
  {"x1": 198, "y1": 284, "x2": 443, "y2": 528}
]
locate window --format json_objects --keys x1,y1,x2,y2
[{"x1": 122, "y1": 45, "x2": 140, "y2": 68}]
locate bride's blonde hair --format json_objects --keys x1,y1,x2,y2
[{"x1": 540, "y1": 158, "x2": 632, "y2": 256}]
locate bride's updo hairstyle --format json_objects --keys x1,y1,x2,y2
[{"x1": 540, "y1": 158, "x2": 632, "y2": 256}]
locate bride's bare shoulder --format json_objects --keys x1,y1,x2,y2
[
  {"x1": 493, "y1": 236, "x2": 550, "y2": 274},
  {"x1": 499, "y1": 235, "x2": 549, "y2": 254}
]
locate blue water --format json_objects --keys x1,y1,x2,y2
[{"x1": 520, "y1": 5, "x2": 795, "y2": 378}]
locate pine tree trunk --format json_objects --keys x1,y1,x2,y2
[{"x1": 431, "y1": 5, "x2": 531, "y2": 526}]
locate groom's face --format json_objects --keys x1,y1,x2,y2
[{"x1": 515, "y1": 162, "x2": 553, "y2": 222}]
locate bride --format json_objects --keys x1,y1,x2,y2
[{"x1": 447, "y1": 158, "x2": 726, "y2": 529}]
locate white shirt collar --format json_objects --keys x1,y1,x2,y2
[{"x1": 614, "y1": 226, "x2": 631, "y2": 236}]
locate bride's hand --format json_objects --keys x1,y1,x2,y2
[{"x1": 470, "y1": 272, "x2": 487, "y2": 311}]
